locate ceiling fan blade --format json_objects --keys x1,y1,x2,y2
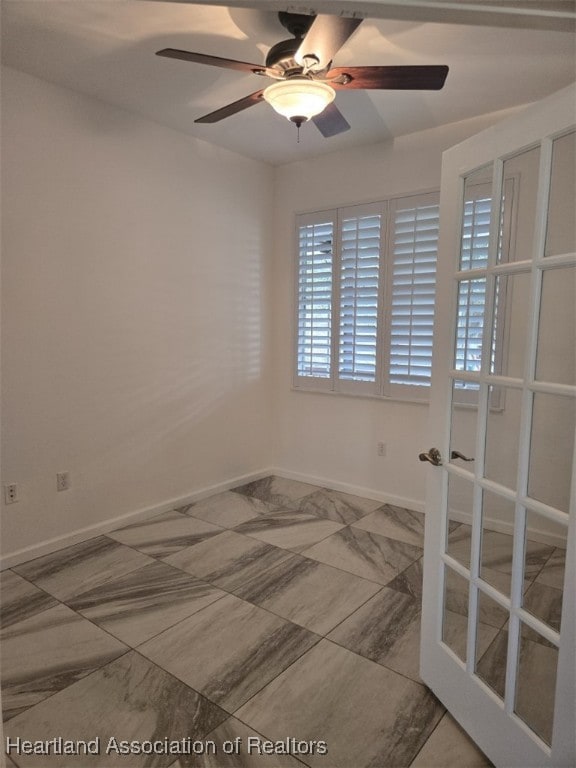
[
  {"x1": 194, "y1": 90, "x2": 265, "y2": 124},
  {"x1": 295, "y1": 15, "x2": 363, "y2": 71},
  {"x1": 313, "y1": 103, "x2": 351, "y2": 137},
  {"x1": 156, "y1": 48, "x2": 263, "y2": 74},
  {"x1": 328, "y1": 65, "x2": 449, "y2": 90}
]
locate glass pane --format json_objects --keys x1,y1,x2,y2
[
  {"x1": 536, "y1": 266, "x2": 576, "y2": 386},
  {"x1": 455, "y1": 279, "x2": 486, "y2": 376},
  {"x1": 490, "y1": 271, "x2": 531, "y2": 378},
  {"x1": 475, "y1": 594, "x2": 508, "y2": 699},
  {"x1": 523, "y1": 510, "x2": 558, "y2": 582},
  {"x1": 528, "y1": 392, "x2": 576, "y2": 513},
  {"x1": 499, "y1": 146, "x2": 541, "y2": 263},
  {"x1": 480, "y1": 491, "x2": 516, "y2": 597},
  {"x1": 442, "y1": 566, "x2": 470, "y2": 662},
  {"x1": 523, "y1": 510, "x2": 566, "y2": 633},
  {"x1": 545, "y1": 130, "x2": 576, "y2": 257},
  {"x1": 460, "y1": 165, "x2": 493, "y2": 271},
  {"x1": 450, "y1": 378, "x2": 478, "y2": 454},
  {"x1": 484, "y1": 386, "x2": 522, "y2": 491},
  {"x1": 515, "y1": 622, "x2": 559, "y2": 746},
  {"x1": 446, "y1": 474, "x2": 473, "y2": 569}
]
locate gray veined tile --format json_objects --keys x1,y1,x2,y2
[
  {"x1": 232, "y1": 476, "x2": 320, "y2": 508},
  {"x1": 138, "y1": 593, "x2": 319, "y2": 713},
  {"x1": 522, "y1": 579, "x2": 563, "y2": 635},
  {"x1": 233, "y1": 511, "x2": 343, "y2": 553},
  {"x1": 67, "y1": 560, "x2": 226, "y2": 647},
  {"x1": 1, "y1": 602, "x2": 127, "y2": 722},
  {"x1": 183, "y1": 491, "x2": 278, "y2": 528},
  {"x1": 410, "y1": 714, "x2": 493, "y2": 767},
  {"x1": 474, "y1": 624, "x2": 559, "y2": 730},
  {"x1": 491, "y1": 532, "x2": 553, "y2": 579},
  {"x1": 444, "y1": 571, "x2": 510, "y2": 631},
  {"x1": 328, "y1": 587, "x2": 423, "y2": 681},
  {"x1": 388, "y1": 558, "x2": 510, "y2": 630},
  {"x1": 13, "y1": 535, "x2": 154, "y2": 602},
  {"x1": 236, "y1": 639, "x2": 444, "y2": 768},
  {"x1": 235, "y1": 553, "x2": 381, "y2": 635},
  {"x1": 294, "y1": 488, "x2": 381, "y2": 524},
  {"x1": 352, "y1": 504, "x2": 426, "y2": 547},
  {"x1": 163, "y1": 530, "x2": 295, "y2": 594},
  {"x1": 171, "y1": 717, "x2": 307, "y2": 768},
  {"x1": 448, "y1": 527, "x2": 554, "y2": 581},
  {"x1": 523, "y1": 539, "x2": 556, "y2": 580},
  {"x1": 515, "y1": 630, "x2": 559, "y2": 745},
  {"x1": 328, "y1": 587, "x2": 498, "y2": 684},
  {"x1": 477, "y1": 530, "x2": 515, "y2": 574},
  {"x1": 446, "y1": 523, "x2": 472, "y2": 568},
  {"x1": 108, "y1": 510, "x2": 223, "y2": 558},
  {"x1": 473, "y1": 628, "x2": 509, "y2": 698},
  {"x1": 536, "y1": 546, "x2": 566, "y2": 590},
  {"x1": 0, "y1": 569, "x2": 58, "y2": 629},
  {"x1": 302, "y1": 527, "x2": 423, "y2": 586},
  {"x1": 443, "y1": 610, "x2": 499, "y2": 664},
  {"x1": 4, "y1": 651, "x2": 228, "y2": 767},
  {"x1": 386, "y1": 558, "x2": 424, "y2": 599}
]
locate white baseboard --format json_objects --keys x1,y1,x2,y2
[
  {"x1": 3, "y1": 466, "x2": 564, "y2": 571},
  {"x1": 271, "y1": 467, "x2": 425, "y2": 513},
  {"x1": 0, "y1": 467, "x2": 274, "y2": 571},
  {"x1": 447, "y1": 508, "x2": 567, "y2": 549}
]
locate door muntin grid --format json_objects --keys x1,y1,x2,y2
[{"x1": 441, "y1": 132, "x2": 576, "y2": 750}]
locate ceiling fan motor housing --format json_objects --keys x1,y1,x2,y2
[
  {"x1": 266, "y1": 12, "x2": 320, "y2": 75},
  {"x1": 265, "y1": 38, "x2": 302, "y2": 72},
  {"x1": 277, "y1": 11, "x2": 315, "y2": 38}
]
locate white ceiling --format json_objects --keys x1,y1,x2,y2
[{"x1": 2, "y1": 0, "x2": 575, "y2": 165}]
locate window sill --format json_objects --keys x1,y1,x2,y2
[{"x1": 290, "y1": 385, "x2": 430, "y2": 407}]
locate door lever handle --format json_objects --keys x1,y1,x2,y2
[
  {"x1": 419, "y1": 448, "x2": 443, "y2": 466},
  {"x1": 450, "y1": 450, "x2": 474, "y2": 462}
]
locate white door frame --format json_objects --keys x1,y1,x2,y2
[{"x1": 420, "y1": 84, "x2": 576, "y2": 767}]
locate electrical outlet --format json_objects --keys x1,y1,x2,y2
[
  {"x1": 57, "y1": 472, "x2": 70, "y2": 492},
  {"x1": 4, "y1": 484, "x2": 18, "y2": 504},
  {"x1": 377, "y1": 442, "x2": 387, "y2": 457}
]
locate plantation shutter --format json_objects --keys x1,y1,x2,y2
[
  {"x1": 295, "y1": 211, "x2": 336, "y2": 386},
  {"x1": 453, "y1": 183, "x2": 491, "y2": 392},
  {"x1": 454, "y1": 180, "x2": 515, "y2": 401},
  {"x1": 386, "y1": 192, "x2": 440, "y2": 398},
  {"x1": 337, "y1": 204, "x2": 383, "y2": 392}
]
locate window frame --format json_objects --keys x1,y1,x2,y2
[
  {"x1": 292, "y1": 179, "x2": 519, "y2": 404},
  {"x1": 292, "y1": 189, "x2": 441, "y2": 402}
]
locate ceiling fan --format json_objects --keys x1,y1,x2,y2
[{"x1": 156, "y1": 12, "x2": 449, "y2": 138}]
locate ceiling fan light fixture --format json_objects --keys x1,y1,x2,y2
[{"x1": 263, "y1": 80, "x2": 335, "y2": 123}]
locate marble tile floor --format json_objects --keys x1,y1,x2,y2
[{"x1": 2, "y1": 476, "x2": 502, "y2": 767}]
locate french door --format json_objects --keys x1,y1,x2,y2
[{"x1": 420, "y1": 84, "x2": 575, "y2": 767}]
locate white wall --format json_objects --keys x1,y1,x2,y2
[
  {"x1": 1, "y1": 67, "x2": 275, "y2": 560},
  {"x1": 1, "y1": 64, "x2": 545, "y2": 564},
  {"x1": 271, "y1": 107, "x2": 525, "y2": 510}
]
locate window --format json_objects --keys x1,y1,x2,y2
[
  {"x1": 454, "y1": 178, "x2": 515, "y2": 402},
  {"x1": 295, "y1": 192, "x2": 440, "y2": 399},
  {"x1": 294, "y1": 182, "x2": 515, "y2": 402},
  {"x1": 296, "y1": 214, "x2": 335, "y2": 380},
  {"x1": 387, "y1": 195, "x2": 440, "y2": 397}
]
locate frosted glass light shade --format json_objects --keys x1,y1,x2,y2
[{"x1": 263, "y1": 80, "x2": 335, "y2": 122}]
